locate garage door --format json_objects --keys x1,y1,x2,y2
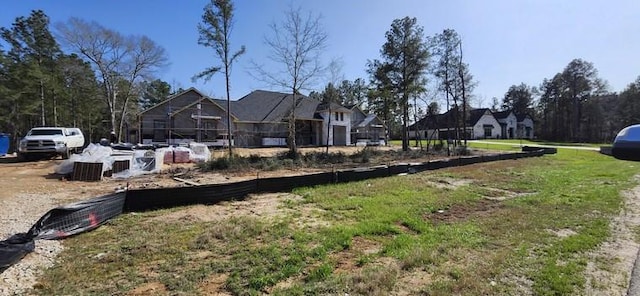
[{"x1": 333, "y1": 126, "x2": 347, "y2": 146}]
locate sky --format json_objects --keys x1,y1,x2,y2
[{"x1": 1, "y1": 0, "x2": 639, "y2": 108}]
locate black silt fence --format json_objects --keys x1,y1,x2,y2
[
  {"x1": 1, "y1": 192, "x2": 126, "y2": 273},
  {"x1": 459, "y1": 156, "x2": 483, "y2": 166},
  {"x1": 481, "y1": 154, "x2": 502, "y2": 162},
  {"x1": 124, "y1": 179, "x2": 258, "y2": 212},
  {"x1": 256, "y1": 172, "x2": 335, "y2": 193},
  {"x1": 522, "y1": 146, "x2": 557, "y2": 155},
  {"x1": 424, "y1": 159, "x2": 452, "y2": 171},
  {"x1": 389, "y1": 163, "x2": 410, "y2": 175},
  {"x1": 30, "y1": 192, "x2": 126, "y2": 240},
  {"x1": 335, "y1": 166, "x2": 390, "y2": 183},
  {"x1": 0, "y1": 233, "x2": 34, "y2": 274}
]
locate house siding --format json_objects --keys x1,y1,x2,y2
[
  {"x1": 518, "y1": 117, "x2": 534, "y2": 139},
  {"x1": 140, "y1": 91, "x2": 231, "y2": 144},
  {"x1": 472, "y1": 112, "x2": 502, "y2": 139},
  {"x1": 319, "y1": 110, "x2": 351, "y2": 146}
]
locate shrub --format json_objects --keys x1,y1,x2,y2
[
  {"x1": 198, "y1": 156, "x2": 232, "y2": 170},
  {"x1": 248, "y1": 154, "x2": 262, "y2": 163},
  {"x1": 198, "y1": 155, "x2": 250, "y2": 171},
  {"x1": 303, "y1": 151, "x2": 347, "y2": 164},
  {"x1": 278, "y1": 150, "x2": 301, "y2": 160},
  {"x1": 350, "y1": 147, "x2": 379, "y2": 163}
]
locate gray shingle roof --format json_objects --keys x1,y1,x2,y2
[
  {"x1": 149, "y1": 88, "x2": 345, "y2": 123},
  {"x1": 233, "y1": 90, "x2": 323, "y2": 122},
  {"x1": 493, "y1": 110, "x2": 513, "y2": 120}
]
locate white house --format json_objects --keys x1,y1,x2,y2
[
  {"x1": 493, "y1": 110, "x2": 518, "y2": 139},
  {"x1": 316, "y1": 102, "x2": 352, "y2": 146},
  {"x1": 409, "y1": 108, "x2": 502, "y2": 140},
  {"x1": 516, "y1": 114, "x2": 534, "y2": 139}
]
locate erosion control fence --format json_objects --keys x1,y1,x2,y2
[{"x1": 0, "y1": 149, "x2": 549, "y2": 273}]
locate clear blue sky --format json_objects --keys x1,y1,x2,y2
[{"x1": 1, "y1": 0, "x2": 639, "y2": 107}]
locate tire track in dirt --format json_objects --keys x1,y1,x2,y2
[{"x1": 584, "y1": 178, "x2": 640, "y2": 296}]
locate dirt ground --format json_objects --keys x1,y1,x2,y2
[{"x1": 1, "y1": 146, "x2": 639, "y2": 295}]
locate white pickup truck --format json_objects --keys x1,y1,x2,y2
[{"x1": 18, "y1": 127, "x2": 85, "y2": 161}]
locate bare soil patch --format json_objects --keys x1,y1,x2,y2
[
  {"x1": 584, "y1": 179, "x2": 640, "y2": 296},
  {"x1": 126, "y1": 282, "x2": 167, "y2": 296},
  {"x1": 149, "y1": 193, "x2": 301, "y2": 223},
  {"x1": 198, "y1": 273, "x2": 231, "y2": 296},
  {"x1": 424, "y1": 198, "x2": 506, "y2": 224}
]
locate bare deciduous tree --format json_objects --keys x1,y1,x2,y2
[
  {"x1": 56, "y1": 18, "x2": 168, "y2": 142},
  {"x1": 251, "y1": 6, "x2": 327, "y2": 156}
]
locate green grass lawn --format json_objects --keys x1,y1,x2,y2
[
  {"x1": 472, "y1": 139, "x2": 607, "y2": 148},
  {"x1": 391, "y1": 139, "x2": 607, "y2": 148},
  {"x1": 33, "y1": 149, "x2": 640, "y2": 295}
]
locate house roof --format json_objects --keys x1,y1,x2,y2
[
  {"x1": 347, "y1": 105, "x2": 386, "y2": 129},
  {"x1": 139, "y1": 87, "x2": 207, "y2": 115},
  {"x1": 234, "y1": 90, "x2": 325, "y2": 122},
  {"x1": 493, "y1": 110, "x2": 514, "y2": 120},
  {"x1": 356, "y1": 114, "x2": 380, "y2": 128},
  {"x1": 142, "y1": 88, "x2": 364, "y2": 123},
  {"x1": 516, "y1": 113, "x2": 533, "y2": 122},
  {"x1": 316, "y1": 101, "x2": 352, "y2": 113}
]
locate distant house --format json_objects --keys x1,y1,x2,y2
[
  {"x1": 409, "y1": 108, "x2": 502, "y2": 140},
  {"x1": 493, "y1": 110, "x2": 518, "y2": 139},
  {"x1": 409, "y1": 108, "x2": 535, "y2": 140},
  {"x1": 516, "y1": 113, "x2": 534, "y2": 139},
  {"x1": 137, "y1": 88, "x2": 353, "y2": 147},
  {"x1": 347, "y1": 105, "x2": 386, "y2": 145}
]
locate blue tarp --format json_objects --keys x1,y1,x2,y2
[{"x1": 0, "y1": 134, "x2": 9, "y2": 156}]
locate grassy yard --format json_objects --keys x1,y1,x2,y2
[
  {"x1": 472, "y1": 139, "x2": 607, "y2": 148},
  {"x1": 33, "y1": 149, "x2": 640, "y2": 295}
]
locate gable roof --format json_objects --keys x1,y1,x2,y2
[
  {"x1": 316, "y1": 101, "x2": 352, "y2": 113},
  {"x1": 468, "y1": 109, "x2": 492, "y2": 126},
  {"x1": 356, "y1": 114, "x2": 383, "y2": 128},
  {"x1": 493, "y1": 110, "x2": 514, "y2": 120},
  {"x1": 142, "y1": 88, "x2": 357, "y2": 123},
  {"x1": 139, "y1": 87, "x2": 208, "y2": 115},
  {"x1": 516, "y1": 113, "x2": 534, "y2": 122},
  {"x1": 233, "y1": 90, "x2": 328, "y2": 122}
]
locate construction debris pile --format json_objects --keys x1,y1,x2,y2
[{"x1": 54, "y1": 142, "x2": 211, "y2": 181}]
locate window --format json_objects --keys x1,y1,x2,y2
[
  {"x1": 483, "y1": 125, "x2": 493, "y2": 138},
  {"x1": 335, "y1": 112, "x2": 339, "y2": 121},
  {"x1": 340, "y1": 112, "x2": 344, "y2": 121}
]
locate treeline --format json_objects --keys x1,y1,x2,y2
[
  {"x1": 313, "y1": 50, "x2": 640, "y2": 145},
  {"x1": 0, "y1": 10, "x2": 170, "y2": 151},
  {"x1": 534, "y1": 59, "x2": 640, "y2": 143}
]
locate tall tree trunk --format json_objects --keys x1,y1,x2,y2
[
  {"x1": 288, "y1": 88, "x2": 297, "y2": 156},
  {"x1": 225, "y1": 64, "x2": 233, "y2": 156},
  {"x1": 413, "y1": 96, "x2": 422, "y2": 149},
  {"x1": 53, "y1": 89, "x2": 57, "y2": 127},
  {"x1": 402, "y1": 93, "x2": 409, "y2": 151},
  {"x1": 40, "y1": 79, "x2": 45, "y2": 126},
  {"x1": 459, "y1": 41, "x2": 467, "y2": 146}
]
